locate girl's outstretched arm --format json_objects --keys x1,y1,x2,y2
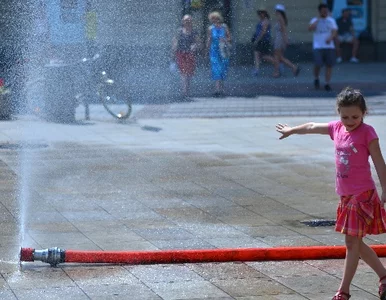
[
  {"x1": 369, "y1": 139, "x2": 386, "y2": 205},
  {"x1": 276, "y1": 122, "x2": 329, "y2": 140}
]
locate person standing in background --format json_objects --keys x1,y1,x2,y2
[
  {"x1": 206, "y1": 11, "x2": 232, "y2": 97},
  {"x1": 308, "y1": 3, "x2": 338, "y2": 92},
  {"x1": 172, "y1": 14, "x2": 201, "y2": 100},
  {"x1": 335, "y1": 8, "x2": 360, "y2": 63}
]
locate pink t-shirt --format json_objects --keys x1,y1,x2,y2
[{"x1": 328, "y1": 120, "x2": 378, "y2": 196}]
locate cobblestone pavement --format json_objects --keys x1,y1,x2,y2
[
  {"x1": 133, "y1": 94, "x2": 386, "y2": 119},
  {"x1": 1, "y1": 112, "x2": 386, "y2": 299},
  {"x1": 1, "y1": 61, "x2": 386, "y2": 299},
  {"x1": 130, "y1": 62, "x2": 386, "y2": 118}
]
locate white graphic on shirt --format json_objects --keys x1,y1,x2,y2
[{"x1": 336, "y1": 147, "x2": 351, "y2": 178}]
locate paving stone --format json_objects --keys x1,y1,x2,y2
[
  {"x1": 204, "y1": 237, "x2": 270, "y2": 248},
  {"x1": 144, "y1": 280, "x2": 231, "y2": 300},
  {"x1": 233, "y1": 225, "x2": 300, "y2": 238},
  {"x1": 188, "y1": 262, "x2": 266, "y2": 280},
  {"x1": 1, "y1": 93, "x2": 386, "y2": 299},
  {"x1": 248, "y1": 261, "x2": 330, "y2": 277},
  {"x1": 128, "y1": 264, "x2": 204, "y2": 284},
  {"x1": 81, "y1": 283, "x2": 162, "y2": 299},
  {"x1": 4, "y1": 267, "x2": 75, "y2": 290},
  {"x1": 29, "y1": 232, "x2": 90, "y2": 246},
  {"x1": 12, "y1": 286, "x2": 89, "y2": 300},
  {"x1": 63, "y1": 265, "x2": 140, "y2": 287},
  {"x1": 133, "y1": 227, "x2": 197, "y2": 241},
  {"x1": 211, "y1": 277, "x2": 294, "y2": 297},
  {"x1": 0, "y1": 288, "x2": 17, "y2": 300},
  {"x1": 98, "y1": 240, "x2": 159, "y2": 251},
  {"x1": 150, "y1": 238, "x2": 215, "y2": 250},
  {"x1": 257, "y1": 235, "x2": 324, "y2": 247}
]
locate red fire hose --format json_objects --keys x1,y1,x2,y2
[{"x1": 20, "y1": 245, "x2": 386, "y2": 267}]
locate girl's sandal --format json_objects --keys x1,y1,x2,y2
[
  {"x1": 332, "y1": 290, "x2": 351, "y2": 300},
  {"x1": 379, "y1": 274, "x2": 386, "y2": 299}
]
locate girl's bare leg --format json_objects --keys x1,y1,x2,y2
[
  {"x1": 314, "y1": 65, "x2": 321, "y2": 80},
  {"x1": 276, "y1": 48, "x2": 298, "y2": 74},
  {"x1": 215, "y1": 80, "x2": 222, "y2": 94},
  {"x1": 359, "y1": 240, "x2": 386, "y2": 279},
  {"x1": 262, "y1": 54, "x2": 275, "y2": 64},
  {"x1": 262, "y1": 54, "x2": 279, "y2": 77},
  {"x1": 280, "y1": 56, "x2": 297, "y2": 73},
  {"x1": 325, "y1": 66, "x2": 333, "y2": 84},
  {"x1": 272, "y1": 49, "x2": 281, "y2": 76},
  {"x1": 338, "y1": 235, "x2": 361, "y2": 295},
  {"x1": 181, "y1": 75, "x2": 189, "y2": 97}
]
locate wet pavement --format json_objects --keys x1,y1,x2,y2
[{"x1": 1, "y1": 62, "x2": 386, "y2": 299}]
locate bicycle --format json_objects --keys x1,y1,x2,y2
[
  {"x1": 25, "y1": 53, "x2": 132, "y2": 123},
  {"x1": 74, "y1": 53, "x2": 132, "y2": 120}
]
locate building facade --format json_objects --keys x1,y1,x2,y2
[{"x1": 1, "y1": 1, "x2": 385, "y2": 105}]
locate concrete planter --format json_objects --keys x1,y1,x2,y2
[{"x1": 0, "y1": 93, "x2": 12, "y2": 120}]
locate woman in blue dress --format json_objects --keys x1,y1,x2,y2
[{"x1": 206, "y1": 11, "x2": 232, "y2": 97}]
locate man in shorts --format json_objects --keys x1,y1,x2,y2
[
  {"x1": 308, "y1": 3, "x2": 338, "y2": 91},
  {"x1": 335, "y1": 8, "x2": 360, "y2": 63}
]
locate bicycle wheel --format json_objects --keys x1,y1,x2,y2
[{"x1": 99, "y1": 79, "x2": 132, "y2": 120}]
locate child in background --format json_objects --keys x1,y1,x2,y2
[{"x1": 276, "y1": 87, "x2": 386, "y2": 300}]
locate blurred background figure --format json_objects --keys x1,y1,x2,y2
[
  {"x1": 172, "y1": 14, "x2": 201, "y2": 100},
  {"x1": 308, "y1": 3, "x2": 338, "y2": 92},
  {"x1": 251, "y1": 7, "x2": 272, "y2": 77},
  {"x1": 335, "y1": 8, "x2": 360, "y2": 63},
  {"x1": 271, "y1": 4, "x2": 300, "y2": 78},
  {"x1": 206, "y1": 11, "x2": 232, "y2": 97}
]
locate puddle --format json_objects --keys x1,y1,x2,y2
[
  {"x1": 0, "y1": 142, "x2": 49, "y2": 150},
  {"x1": 300, "y1": 219, "x2": 336, "y2": 227},
  {"x1": 141, "y1": 125, "x2": 162, "y2": 132}
]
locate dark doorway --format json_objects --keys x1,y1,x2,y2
[
  {"x1": 205, "y1": 0, "x2": 231, "y2": 27},
  {"x1": 182, "y1": 0, "x2": 232, "y2": 29},
  {"x1": 182, "y1": 0, "x2": 232, "y2": 48}
]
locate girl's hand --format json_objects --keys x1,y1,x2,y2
[{"x1": 276, "y1": 123, "x2": 292, "y2": 139}]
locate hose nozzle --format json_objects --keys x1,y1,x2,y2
[{"x1": 20, "y1": 247, "x2": 65, "y2": 267}]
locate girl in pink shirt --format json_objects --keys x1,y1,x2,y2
[{"x1": 276, "y1": 87, "x2": 386, "y2": 300}]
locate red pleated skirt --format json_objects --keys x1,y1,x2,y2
[{"x1": 335, "y1": 189, "x2": 386, "y2": 237}]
